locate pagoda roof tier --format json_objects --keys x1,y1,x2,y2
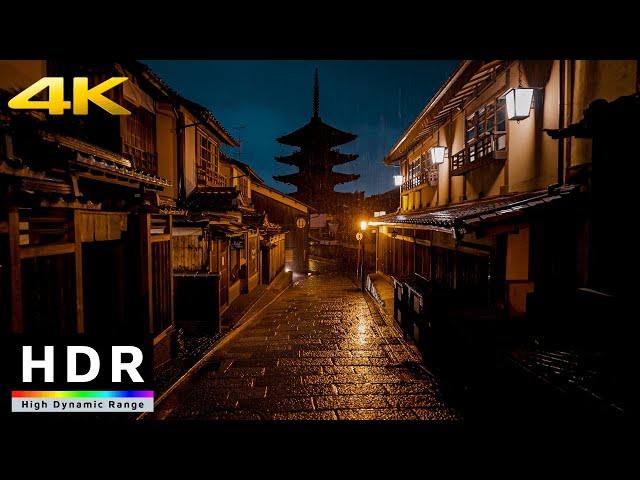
[
  {"x1": 275, "y1": 149, "x2": 359, "y2": 167},
  {"x1": 277, "y1": 117, "x2": 357, "y2": 148},
  {"x1": 273, "y1": 170, "x2": 360, "y2": 187}
]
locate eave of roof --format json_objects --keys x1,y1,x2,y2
[
  {"x1": 178, "y1": 96, "x2": 239, "y2": 147},
  {"x1": 384, "y1": 61, "x2": 469, "y2": 165},
  {"x1": 221, "y1": 152, "x2": 264, "y2": 183},
  {"x1": 370, "y1": 185, "x2": 580, "y2": 238},
  {"x1": 384, "y1": 60, "x2": 506, "y2": 165},
  {"x1": 251, "y1": 182, "x2": 316, "y2": 213},
  {"x1": 129, "y1": 62, "x2": 239, "y2": 147}
]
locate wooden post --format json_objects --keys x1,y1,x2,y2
[
  {"x1": 73, "y1": 210, "x2": 84, "y2": 333},
  {"x1": 168, "y1": 215, "x2": 174, "y2": 329},
  {"x1": 8, "y1": 207, "x2": 23, "y2": 333},
  {"x1": 139, "y1": 214, "x2": 153, "y2": 333}
]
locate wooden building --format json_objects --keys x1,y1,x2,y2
[
  {"x1": 251, "y1": 181, "x2": 312, "y2": 274},
  {"x1": 242, "y1": 210, "x2": 286, "y2": 285},
  {"x1": 371, "y1": 60, "x2": 637, "y2": 331},
  {"x1": 1, "y1": 60, "x2": 288, "y2": 366},
  {"x1": 0, "y1": 60, "x2": 176, "y2": 365}
]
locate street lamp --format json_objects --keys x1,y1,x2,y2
[
  {"x1": 504, "y1": 87, "x2": 534, "y2": 121},
  {"x1": 429, "y1": 129, "x2": 446, "y2": 165},
  {"x1": 429, "y1": 145, "x2": 446, "y2": 165},
  {"x1": 357, "y1": 220, "x2": 368, "y2": 292}
]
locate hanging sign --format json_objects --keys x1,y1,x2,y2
[
  {"x1": 355, "y1": 232, "x2": 363, "y2": 241},
  {"x1": 296, "y1": 217, "x2": 307, "y2": 229}
]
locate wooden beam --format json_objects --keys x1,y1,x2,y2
[
  {"x1": 168, "y1": 215, "x2": 175, "y2": 330},
  {"x1": 73, "y1": 210, "x2": 84, "y2": 333},
  {"x1": 8, "y1": 208, "x2": 23, "y2": 333},
  {"x1": 139, "y1": 214, "x2": 154, "y2": 334},
  {"x1": 150, "y1": 234, "x2": 171, "y2": 243},
  {"x1": 20, "y1": 242, "x2": 75, "y2": 259}
]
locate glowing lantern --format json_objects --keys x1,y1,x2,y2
[
  {"x1": 429, "y1": 146, "x2": 446, "y2": 165},
  {"x1": 504, "y1": 88, "x2": 534, "y2": 121}
]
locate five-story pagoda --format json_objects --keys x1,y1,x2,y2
[{"x1": 274, "y1": 69, "x2": 359, "y2": 213}]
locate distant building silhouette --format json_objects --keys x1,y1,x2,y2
[{"x1": 274, "y1": 68, "x2": 361, "y2": 214}]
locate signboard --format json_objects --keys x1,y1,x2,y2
[
  {"x1": 355, "y1": 232, "x2": 363, "y2": 241},
  {"x1": 230, "y1": 237, "x2": 245, "y2": 250},
  {"x1": 296, "y1": 217, "x2": 307, "y2": 229}
]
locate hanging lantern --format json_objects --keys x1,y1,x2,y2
[
  {"x1": 504, "y1": 88, "x2": 534, "y2": 121},
  {"x1": 393, "y1": 174, "x2": 403, "y2": 186},
  {"x1": 429, "y1": 146, "x2": 446, "y2": 165}
]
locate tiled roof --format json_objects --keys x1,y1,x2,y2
[
  {"x1": 129, "y1": 61, "x2": 239, "y2": 147},
  {"x1": 221, "y1": 152, "x2": 264, "y2": 184},
  {"x1": 178, "y1": 97, "x2": 239, "y2": 147},
  {"x1": 371, "y1": 184, "x2": 580, "y2": 237}
]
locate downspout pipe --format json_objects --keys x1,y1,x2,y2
[
  {"x1": 558, "y1": 59, "x2": 566, "y2": 185},
  {"x1": 172, "y1": 104, "x2": 186, "y2": 205}
]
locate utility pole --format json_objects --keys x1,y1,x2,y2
[{"x1": 233, "y1": 125, "x2": 246, "y2": 161}]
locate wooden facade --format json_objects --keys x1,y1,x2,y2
[
  {"x1": 374, "y1": 59, "x2": 638, "y2": 330},
  {"x1": 0, "y1": 61, "x2": 182, "y2": 366},
  {"x1": 251, "y1": 182, "x2": 312, "y2": 273}
]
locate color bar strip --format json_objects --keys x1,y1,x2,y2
[{"x1": 12, "y1": 391, "x2": 154, "y2": 398}]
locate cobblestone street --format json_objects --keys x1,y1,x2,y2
[{"x1": 150, "y1": 270, "x2": 459, "y2": 420}]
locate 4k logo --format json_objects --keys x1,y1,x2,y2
[{"x1": 8, "y1": 77, "x2": 131, "y2": 115}]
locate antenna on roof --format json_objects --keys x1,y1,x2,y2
[{"x1": 233, "y1": 125, "x2": 246, "y2": 160}]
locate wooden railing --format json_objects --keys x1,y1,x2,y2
[
  {"x1": 450, "y1": 133, "x2": 506, "y2": 176},
  {"x1": 196, "y1": 167, "x2": 228, "y2": 187},
  {"x1": 401, "y1": 171, "x2": 428, "y2": 192},
  {"x1": 400, "y1": 167, "x2": 439, "y2": 192}
]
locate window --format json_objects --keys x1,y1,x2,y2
[
  {"x1": 122, "y1": 103, "x2": 157, "y2": 173},
  {"x1": 404, "y1": 154, "x2": 425, "y2": 190},
  {"x1": 409, "y1": 155, "x2": 423, "y2": 180},
  {"x1": 465, "y1": 98, "x2": 507, "y2": 147},
  {"x1": 197, "y1": 131, "x2": 219, "y2": 186}
]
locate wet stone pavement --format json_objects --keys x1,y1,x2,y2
[{"x1": 150, "y1": 271, "x2": 460, "y2": 420}]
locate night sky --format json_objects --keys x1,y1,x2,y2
[{"x1": 144, "y1": 60, "x2": 459, "y2": 196}]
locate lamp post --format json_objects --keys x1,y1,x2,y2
[{"x1": 358, "y1": 220, "x2": 368, "y2": 292}]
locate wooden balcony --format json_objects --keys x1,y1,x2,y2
[
  {"x1": 400, "y1": 167, "x2": 439, "y2": 193},
  {"x1": 450, "y1": 133, "x2": 507, "y2": 176}
]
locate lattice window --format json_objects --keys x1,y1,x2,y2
[
  {"x1": 466, "y1": 98, "x2": 507, "y2": 149},
  {"x1": 197, "y1": 131, "x2": 219, "y2": 186},
  {"x1": 121, "y1": 103, "x2": 157, "y2": 174}
]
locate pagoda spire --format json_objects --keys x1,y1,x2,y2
[{"x1": 313, "y1": 68, "x2": 319, "y2": 118}]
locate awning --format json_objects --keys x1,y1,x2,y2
[{"x1": 370, "y1": 184, "x2": 581, "y2": 238}]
